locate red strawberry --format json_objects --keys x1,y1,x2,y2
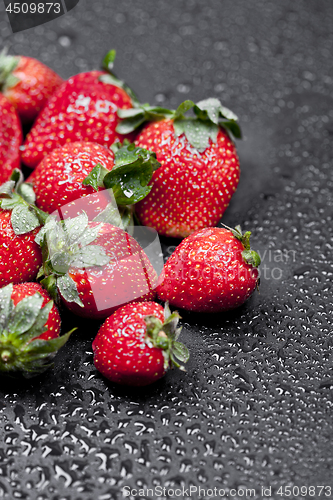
[
  {"x1": 92, "y1": 301, "x2": 189, "y2": 386},
  {"x1": 0, "y1": 171, "x2": 44, "y2": 288},
  {"x1": 0, "y1": 94, "x2": 22, "y2": 185},
  {"x1": 0, "y1": 282, "x2": 72, "y2": 378},
  {"x1": 117, "y1": 98, "x2": 242, "y2": 238},
  {"x1": 0, "y1": 51, "x2": 63, "y2": 123},
  {"x1": 21, "y1": 51, "x2": 137, "y2": 168},
  {"x1": 36, "y1": 214, "x2": 158, "y2": 319},
  {"x1": 26, "y1": 142, "x2": 160, "y2": 226},
  {"x1": 157, "y1": 225, "x2": 261, "y2": 312}
]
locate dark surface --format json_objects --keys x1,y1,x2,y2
[{"x1": 1, "y1": 1, "x2": 333, "y2": 499}]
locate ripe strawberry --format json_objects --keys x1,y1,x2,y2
[
  {"x1": 117, "y1": 98, "x2": 242, "y2": 238},
  {"x1": 21, "y1": 51, "x2": 137, "y2": 168},
  {"x1": 0, "y1": 94, "x2": 22, "y2": 185},
  {"x1": 26, "y1": 142, "x2": 160, "y2": 227},
  {"x1": 157, "y1": 225, "x2": 261, "y2": 312},
  {"x1": 0, "y1": 51, "x2": 63, "y2": 123},
  {"x1": 36, "y1": 213, "x2": 158, "y2": 319},
  {"x1": 0, "y1": 170, "x2": 45, "y2": 288},
  {"x1": 0, "y1": 282, "x2": 72, "y2": 378},
  {"x1": 92, "y1": 301, "x2": 189, "y2": 386}
]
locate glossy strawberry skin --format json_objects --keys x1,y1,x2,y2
[
  {"x1": 157, "y1": 227, "x2": 258, "y2": 312},
  {"x1": 92, "y1": 302, "x2": 166, "y2": 386},
  {"x1": 21, "y1": 71, "x2": 134, "y2": 168},
  {"x1": 135, "y1": 120, "x2": 240, "y2": 238},
  {"x1": 3, "y1": 56, "x2": 63, "y2": 123},
  {"x1": 0, "y1": 210, "x2": 42, "y2": 288},
  {"x1": 11, "y1": 283, "x2": 61, "y2": 341},
  {"x1": 27, "y1": 142, "x2": 114, "y2": 215},
  {"x1": 60, "y1": 223, "x2": 157, "y2": 319},
  {"x1": 0, "y1": 94, "x2": 22, "y2": 185}
]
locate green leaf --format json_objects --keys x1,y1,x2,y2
[
  {"x1": 220, "y1": 120, "x2": 242, "y2": 140},
  {"x1": 75, "y1": 222, "x2": 103, "y2": 247},
  {"x1": 50, "y1": 251, "x2": 71, "y2": 275},
  {"x1": 102, "y1": 49, "x2": 116, "y2": 72},
  {"x1": 17, "y1": 182, "x2": 36, "y2": 204},
  {"x1": 242, "y1": 250, "x2": 261, "y2": 268},
  {"x1": 115, "y1": 114, "x2": 147, "y2": 135},
  {"x1": 174, "y1": 100, "x2": 195, "y2": 120},
  {"x1": 93, "y1": 202, "x2": 123, "y2": 227},
  {"x1": 70, "y1": 245, "x2": 110, "y2": 268},
  {"x1": 57, "y1": 274, "x2": 83, "y2": 307},
  {"x1": 0, "y1": 49, "x2": 20, "y2": 90},
  {"x1": 103, "y1": 144, "x2": 160, "y2": 205},
  {"x1": 0, "y1": 180, "x2": 15, "y2": 196},
  {"x1": 24, "y1": 329, "x2": 74, "y2": 356},
  {"x1": 0, "y1": 284, "x2": 13, "y2": 331},
  {"x1": 82, "y1": 163, "x2": 109, "y2": 192},
  {"x1": 172, "y1": 341, "x2": 190, "y2": 364},
  {"x1": 10, "y1": 205, "x2": 40, "y2": 235},
  {"x1": 24, "y1": 300, "x2": 53, "y2": 341},
  {"x1": 99, "y1": 73, "x2": 139, "y2": 106},
  {"x1": 116, "y1": 105, "x2": 174, "y2": 134},
  {"x1": 163, "y1": 312, "x2": 182, "y2": 341},
  {"x1": 63, "y1": 212, "x2": 89, "y2": 245},
  {"x1": 7, "y1": 293, "x2": 44, "y2": 336},
  {"x1": 40, "y1": 276, "x2": 59, "y2": 303},
  {"x1": 174, "y1": 119, "x2": 219, "y2": 151}
]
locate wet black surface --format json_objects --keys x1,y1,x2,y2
[{"x1": 1, "y1": 1, "x2": 333, "y2": 499}]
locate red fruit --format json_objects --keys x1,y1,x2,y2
[
  {"x1": 92, "y1": 301, "x2": 189, "y2": 386},
  {"x1": 0, "y1": 94, "x2": 22, "y2": 185},
  {"x1": 135, "y1": 121, "x2": 240, "y2": 237},
  {"x1": 0, "y1": 282, "x2": 72, "y2": 378},
  {"x1": 0, "y1": 53, "x2": 63, "y2": 123},
  {"x1": 157, "y1": 226, "x2": 261, "y2": 312},
  {"x1": 21, "y1": 71, "x2": 134, "y2": 168},
  {"x1": 37, "y1": 216, "x2": 158, "y2": 319},
  {"x1": 0, "y1": 209, "x2": 42, "y2": 288},
  {"x1": 27, "y1": 142, "x2": 114, "y2": 214},
  {"x1": 10, "y1": 282, "x2": 61, "y2": 341}
]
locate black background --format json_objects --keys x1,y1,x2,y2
[{"x1": 1, "y1": 1, "x2": 333, "y2": 499}]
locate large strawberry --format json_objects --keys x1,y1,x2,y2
[
  {"x1": 0, "y1": 170, "x2": 46, "y2": 287},
  {"x1": 117, "y1": 98, "x2": 241, "y2": 238},
  {"x1": 0, "y1": 50, "x2": 63, "y2": 123},
  {"x1": 92, "y1": 301, "x2": 189, "y2": 386},
  {"x1": 26, "y1": 141, "x2": 160, "y2": 228},
  {"x1": 157, "y1": 225, "x2": 261, "y2": 312},
  {"x1": 21, "y1": 51, "x2": 137, "y2": 168},
  {"x1": 0, "y1": 282, "x2": 73, "y2": 378},
  {"x1": 0, "y1": 94, "x2": 22, "y2": 185},
  {"x1": 36, "y1": 213, "x2": 158, "y2": 319}
]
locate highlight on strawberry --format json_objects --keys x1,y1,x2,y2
[
  {"x1": 157, "y1": 225, "x2": 261, "y2": 312},
  {"x1": 92, "y1": 301, "x2": 189, "y2": 386},
  {"x1": 0, "y1": 49, "x2": 63, "y2": 123},
  {"x1": 117, "y1": 98, "x2": 241, "y2": 238},
  {"x1": 0, "y1": 93, "x2": 22, "y2": 185},
  {"x1": 0, "y1": 283, "x2": 74, "y2": 378}
]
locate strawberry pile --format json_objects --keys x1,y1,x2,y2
[{"x1": 0, "y1": 49, "x2": 261, "y2": 386}]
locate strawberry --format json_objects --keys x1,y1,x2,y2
[
  {"x1": 0, "y1": 51, "x2": 63, "y2": 123},
  {"x1": 157, "y1": 225, "x2": 261, "y2": 312},
  {"x1": 92, "y1": 301, "x2": 189, "y2": 386},
  {"x1": 0, "y1": 170, "x2": 46, "y2": 288},
  {"x1": 21, "y1": 50, "x2": 137, "y2": 168},
  {"x1": 117, "y1": 98, "x2": 241, "y2": 238},
  {"x1": 26, "y1": 141, "x2": 160, "y2": 228},
  {"x1": 0, "y1": 94, "x2": 22, "y2": 185},
  {"x1": 0, "y1": 282, "x2": 73, "y2": 378},
  {"x1": 36, "y1": 213, "x2": 158, "y2": 319}
]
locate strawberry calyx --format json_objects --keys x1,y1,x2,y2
[
  {"x1": 35, "y1": 212, "x2": 111, "y2": 306},
  {"x1": 0, "y1": 284, "x2": 74, "y2": 378},
  {"x1": 144, "y1": 303, "x2": 189, "y2": 371},
  {"x1": 116, "y1": 98, "x2": 241, "y2": 151},
  {"x1": 223, "y1": 224, "x2": 261, "y2": 268},
  {"x1": 99, "y1": 49, "x2": 139, "y2": 106},
  {"x1": 0, "y1": 49, "x2": 20, "y2": 92},
  {"x1": 0, "y1": 169, "x2": 48, "y2": 235}
]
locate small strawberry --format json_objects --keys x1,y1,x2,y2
[
  {"x1": 117, "y1": 98, "x2": 241, "y2": 238},
  {"x1": 157, "y1": 225, "x2": 261, "y2": 312},
  {"x1": 0, "y1": 94, "x2": 22, "y2": 185},
  {"x1": 21, "y1": 50, "x2": 137, "y2": 168},
  {"x1": 0, "y1": 50, "x2": 63, "y2": 123},
  {"x1": 26, "y1": 141, "x2": 160, "y2": 228},
  {"x1": 0, "y1": 282, "x2": 73, "y2": 378},
  {"x1": 92, "y1": 301, "x2": 189, "y2": 386},
  {"x1": 36, "y1": 213, "x2": 158, "y2": 319},
  {"x1": 0, "y1": 170, "x2": 46, "y2": 288}
]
